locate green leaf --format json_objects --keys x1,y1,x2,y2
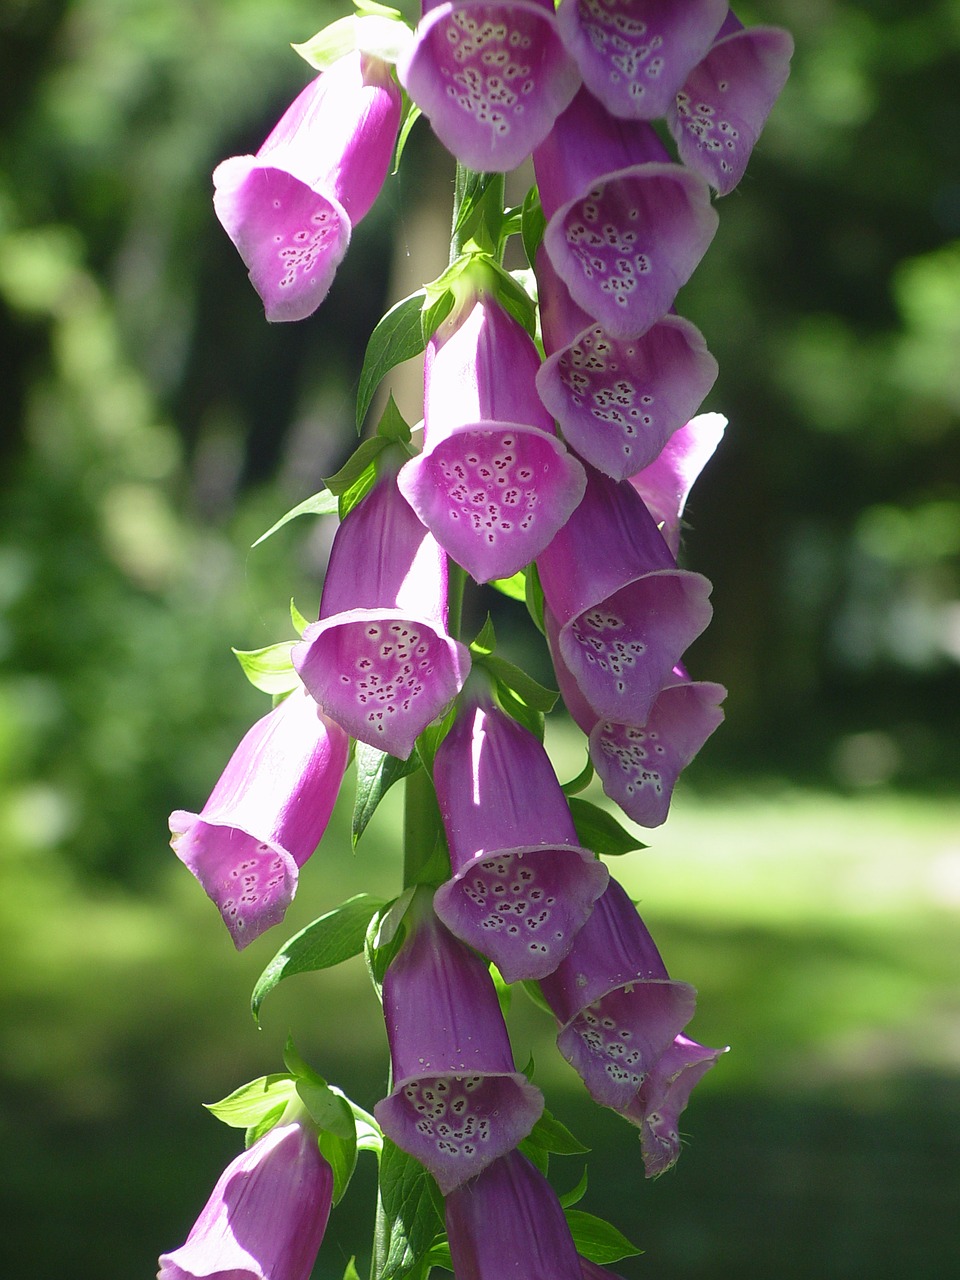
[
  {"x1": 231, "y1": 642, "x2": 298, "y2": 696},
  {"x1": 469, "y1": 613, "x2": 497, "y2": 656},
  {"x1": 348, "y1": 1101, "x2": 384, "y2": 1154},
  {"x1": 282, "y1": 1036, "x2": 326, "y2": 1087},
  {"x1": 392, "y1": 96, "x2": 421, "y2": 174},
  {"x1": 204, "y1": 1074, "x2": 297, "y2": 1129},
  {"x1": 495, "y1": 682, "x2": 544, "y2": 742},
  {"x1": 425, "y1": 1239, "x2": 453, "y2": 1273},
  {"x1": 521, "y1": 184, "x2": 546, "y2": 269},
  {"x1": 413, "y1": 706, "x2": 456, "y2": 774},
  {"x1": 320, "y1": 1127, "x2": 358, "y2": 1205},
  {"x1": 520, "y1": 979, "x2": 553, "y2": 1016},
  {"x1": 357, "y1": 293, "x2": 426, "y2": 429},
  {"x1": 376, "y1": 393, "x2": 412, "y2": 443},
  {"x1": 568, "y1": 797, "x2": 647, "y2": 857},
  {"x1": 524, "y1": 1108, "x2": 590, "y2": 1157},
  {"x1": 376, "y1": 1138, "x2": 445, "y2": 1280},
  {"x1": 489, "y1": 962, "x2": 511, "y2": 1017},
  {"x1": 484, "y1": 655, "x2": 558, "y2": 713},
  {"x1": 251, "y1": 894, "x2": 387, "y2": 1023},
  {"x1": 524, "y1": 561, "x2": 546, "y2": 634},
  {"x1": 421, "y1": 284, "x2": 456, "y2": 346},
  {"x1": 292, "y1": 16, "x2": 358, "y2": 69},
  {"x1": 297, "y1": 1081, "x2": 357, "y2": 1140},
  {"x1": 488, "y1": 569, "x2": 527, "y2": 602},
  {"x1": 342, "y1": 1257, "x2": 363, "y2": 1280},
  {"x1": 364, "y1": 894, "x2": 409, "y2": 998},
  {"x1": 559, "y1": 1166, "x2": 589, "y2": 1209},
  {"x1": 251, "y1": 489, "x2": 338, "y2": 547},
  {"x1": 293, "y1": 12, "x2": 411, "y2": 70},
  {"x1": 290, "y1": 597, "x2": 310, "y2": 636},
  {"x1": 561, "y1": 756, "x2": 594, "y2": 796},
  {"x1": 353, "y1": 742, "x2": 421, "y2": 847},
  {"x1": 564, "y1": 1210, "x2": 641, "y2": 1266},
  {"x1": 484, "y1": 258, "x2": 537, "y2": 336},
  {"x1": 324, "y1": 436, "x2": 388, "y2": 496},
  {"x1": 246, "y1": 1102, "x2": 289, "y2": 1148}
]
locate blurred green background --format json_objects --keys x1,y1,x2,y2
[{"x1": 1, "y1": 0, "x2": 958, "y2": 1276}]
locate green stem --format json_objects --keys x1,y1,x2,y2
[
  {"x1": 450, "y1": 164, "x2": 506, "y2": 263},
  {"x1": 402, "y1": 765, "x2": 443, "y2": 888}
]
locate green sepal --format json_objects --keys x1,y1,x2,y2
[
  {"x1": 524, "y1": 561, "x2": 546, "y2": 634},
  {"x1": 204, "y1": 1074, "x2": 297, "y2": 1130},
  {"x1": 246, "y1": 1103, "x2": 290, "y2": 1148},
  {"x1": 350, "y1": 1101, "x2": 384, "y2": 1155},
  {"x1": 407, "y1": 835, "x2": 451, "y2": 889},
  {"x1": 282, "y1": 1036, "x2": 325, "y2": 1086},
  {"x1": 485, "y1": 655, "x2": 558, "y2": 714},
  {"x1": 561, "y1": 755, "x2": 594, "y2": 796},
  {"x1": 520, "y1": 978, "x2": 553, "y2": 1016},
  {"x1": 343, "y1": 1258, "x2": 363, "y2": 1280},
  {"x1": 358, "y1": 289, "x2": 426, "y2": 427},
  {"x1": 559, "y1": 1166, "x2": 589, "y2": 1209},
  {"x1": 251, "y1": 489, "x2": 339, "y2": 548},
  {"x1": 489, "y1": 962, "x2": 512, "y2": 1017},
  {"x1": 392, "y1": 95, "x2": 421, "y2": 175},
  {"x1": 453, "y1": 171, "x2": 504, "y2": 258},
  {"x1": 568, "y1": 797, "x2": 647, "y2": 857},
  {"x1": 353, "y1": 742, "x2": 422, "y2": 847},
  {"x1": 414, "y1": 705, "x2": 456, "y2": 774},
  {"x1": 563, "y1": 1210, "x2": 642, "y2": 1266},
  {"x1": 290, "y1": 597, "x2": 310, "y2": 636},
  {"x1": 375, "y1": 1138, "x2": 445, "y2": 1280},
  {"x1": 232, "y1": 642, "x2": 298, "y2": 696},
  {"x1": 523, "y1": 1107, "x2": 590, "y2": 1157},
  {"x1": 521, "y1": 184, "x2": 546, "y2": 269},
  {"x1": 324, "y1": 436, "x2": 388, "y2": 502},
  {"x1": 314, "y1": 1103, "x2": 359, "y2": 1204},
  {"x1": 488, "y1": 569, "x2": 527, "y2": 602},
  {"x1": 292, "y1": 10, "x2": 412, "y2": 70},
  {"x1": 484, "y1": 257, "x2": 537, "y2": 337},
  {"x1": 376, "y1": 393, "x2": 413, "y2": 444},
  {"x1": 251, "y1": 893, "x2": 388, "y2": 1024},
  {"x1": 469, "y1": 614, "x2": 497, "y2": 656},
  {"x1": 496, "y1": 682, "x2": 544, "y2": 742},
  {"x1": 421, "y1": 273, "x2": 458, "y2": 346},
  {"x1": 364, "y1": 893, "x2": 410, "y2": 999},
  {"x1": 425, "y1": 1239, "x2": 453, "y2": 1274}
]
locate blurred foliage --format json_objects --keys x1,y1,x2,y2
[{"x1": 1, "y1": 1, "x2": 959, "y2": 1278}]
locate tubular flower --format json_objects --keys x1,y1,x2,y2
[
  {"x1": 398, "y1": 290, "x2": 586, "y2": 583},
  {"x1": 445, "y1": 1150, "x2": 584, "y2": 1280},
  {"x1": 398, "y1": 0, "x2": 580, "y2": 173},
  {"x1": 536, "y1": 462, "x2": 713, "y2": 726},
  {"x1": 627, "y1": 410, "x2": 726, "y2": 557},
  {"x1": 555, "y1": 0, "x2": 727, "y2": 121},
  {"x1": 624, "y1": 1033, "x2": 727, "y2": 1177},
  {"x1": 213, "y1": 51, "x2": 402, "y2": 321},
  {"x1": 432, "y1": 683, "x2": 608, "y2": 981},
  {"x1": 292, "y1": 464, "x2": 470, "y2": 760},
  {"x1": 374, "y1": 893, "x2": 543, "y2": 1193},
  {"x1": 534, "y1": 86, "x2": 718, "y2": 339},
  {"x1": 539, "y1": 879, "x2": 697, "y2": 1112},
  {"x1": 169, "y1": 687, "x2": 349, "y2": 949},
  {"x1": 666, "y1": 12, "x2": 795, "y2": 196},
  {"x1": 157, "y1": 1119, "x2": 333, "y2": 1280},
  {"x1": 535, "y1": 246, "x2": 717, "y2": 480}
]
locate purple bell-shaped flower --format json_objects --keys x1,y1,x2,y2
[
  {"x1": 624, "y1": 1033, "x2": 727, "y2": 1177},
  {"x1": 536, "y1": 245, "x2": 718, "y2": 480},
  {"x1": 432, "y1": 680, "x2": 608, "y2": 981},
  {"x1": 539, "y1": 879, "x2": 697, "y2": 1112},
  {"x1": 398, "y1": 0, "x2": 581, "y2": 172},
  {"x1": 213, "y1": 51, "x2": 401, "y2": 321},
  {"x1": 374, "y1": 892, "x2": 543, "y2": 1193},
  {"x1": 169, "y1": 687, "x2": 349, "y2": 948},
  {"x1": 398, "y1": 289, "x2": 586, "y2": 582},
  {"x1": 555, "y1": 0, "x2": 727, "y2": 121},
  {"x1": 445, "y1": 1150, "x2": 584, "y2": 1280},
  {"x1": 627, "y1": 410, "x2": 726, "y2": 557},
  {"x1": 534, "y1": 86, "x2": 718, "y2": 339},
  {"x1": 293, "y1": 462, "x2": 470, "y2": 760},
  {"x1": 666, "y1": 12, "x2": 794, "y2": 196},
  {"x1": 537, "y1": 462, "x2": 713, "y2": 726},
  {"x1": 157, "y1": 1118, "x2": 333, "y2": 1280}
]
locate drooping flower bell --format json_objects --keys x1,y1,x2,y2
[
  {"x1": 624, "y1": 1033, "x2": 727, "y2": 1177},
  {"x1": 627, "y1": 410, "x2": 726, "y2": 557},
  {"x1": 554, "y1": 0, "x2": 727, "y2": 121},
  {"x1": 157, "y1": 1117, "x2": 333, "y2": 1280},
  {"x1": 213, "y1": 51, "x2": 402, "y2": 322},
  {"x1": 535, "y1": 245, "x2": 718, "y2": 480},
  {"x1": 536, "y1": 462, "x2": 713, "y2": 727},
  {"x1": 398, "y1": 0, "x2": 581, "y2": 172},
  {"x1": 374, "y1": 891, "x2": 543, "y2": 1193},
  {"x1": 666, "y1": 12, "x2": 795, "y2": 196},
  {"x1": 398, "y1": 286, "x2": 586, "y2": 583},
  {"x1": 538, "y1": 879, "x2": 697, "y2": 1113},
  {"x1": 293, "y1": 457, "x2": 471, "y2": 760},
  {"x1": 444, "y1": 1149, "x2": 584, "y2": 1280},
  {"x1": 432, "y1": 678, "x2": 608, "y2": 981},
  {"x1": 169, "y1": 686, "x2": 349, "y2": 949},
  {"x1": 534, "y1": 86, "x2": 718, "y2": 339}
]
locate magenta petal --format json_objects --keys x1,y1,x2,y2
[
  {"x1": 399, "y1": 0, "x2": 581, "y2": 173},
  {"x1": 540, "y1": 880, "x2": 697, "y2": 1111},
  {"x1": 537, "y1": 310, "x2": 718, "y2": 480},
  {"x1": 213, "y1": 158, "x2": 350, "y2": 323},
  {"x1": 169, "y1": 689, "x2": 349, "y2": 949},
  {"x1": 591, "y1": 678, "x2": 726, "y2": 828},
  {"x1": 445, "y1": 1151, "x2": 583, "y2": 1280},
  {"x1": 375, "y1": 903, "x2": 543, "y2": 1193},
  {"x1": 555, "y1": 0, "x2": 726, "y2": 120},
  {"x1": 157, "y1": 1120, "x2": 333, "y2": 1280},
  {"x1": 432, "y1": 695, "x2": 608, "y2": 981},
  {"x1": 624, "y1": 1034, "x2": 727, "y2": 1176},
  {"x1": 668, "y1": 25, "x2": 795, "y2": 196},
  {"x1": 398, "y1": 423, "x2": 586, "y2": 582},
  {"x1": 628, "y1": 411, "x2": 726, "y2": 557}
]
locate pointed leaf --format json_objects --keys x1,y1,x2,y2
[
  {"x1": 524, "y1": 1108, "x2": 590, "y2": 1157},
  {"x1": 205, "y1": 1074, "x2": 297, "y2": 1129},
  {"x1": 568, "y1": 798, "x2": 647, "y2": 857},
  {"x1": 393, "y1": 96, "x2": 421, "y2": 174},
  {"x1": 376, "y1": 392, "x2": 412, "y2": 443},
  {"x1": 484, "y1": 654, "x2": 558, "y2": 713},
  {"x1": 376, "y1": 1138, "x2": 445, "y2": 1280},
  {"x1": 564, "y1": 1210, "x2": 641, "y2": 1266},
  {"x1": 521, "y1": 184, "x2": 545, "y2": 269},
  {"x1": 357, "y1": 292, "x2": 426, "y2": 429},
  {"x1": 488, "y1": 570, "x2": 527, "y2": 602},
  {"x1": 232, "y1": 642, "x2": 298, "y2": 696},
  {"x1": 559, "y1": 1166, "x2": 589, "y2": 1209},
  {"x1": 495, "y1": 683, "x2": 545, "y2": 743},
  {"x1": 353, "y1": 743, "x2": 421, "y2": 846},
  {"x1": 469, "y1": 614, "x2": 497, "y2": 656},
  {"x1": 525, "y1": 561, "x2": 545, "y2": 634},
  {"x1": 413, "y1": 705, "x2": 456, "y2": 775},
  {"x1": 343, "y1": 1258, "x2": 363, "y2": 1280},
  {"x1": 297, "y1": 1080, "x2": 358, "y2": 1141},
  {"x1": 290, "y1": 597, "x2": 310, "y2": 636},
  {"x1": 561, "y1": 756, "x2": 594, "y2": 797},
  {"x1": 251, "y1": 894, "x2": 387, "y2": 1022},
  {"x1": 324, "y1": 436, "x2": 389, "y2": 496},
  {"x1": 245, "y1": 1103, "x2": 290, "y2": 1148},
  {"x1": 252, "y1": 489, "x2": 339, "y2": 547}
]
